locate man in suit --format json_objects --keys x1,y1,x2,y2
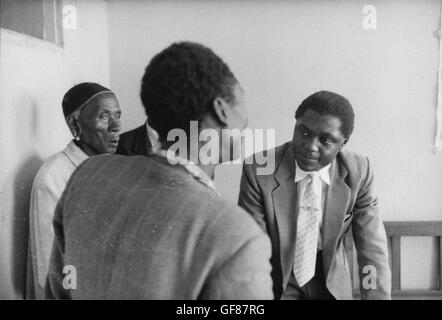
[
  {"x1": 116, "y1": 118, "x2": 160, "y2": 156},
  {"x1": 45, "y1": 41, "x2": 273, "y2": 299},
  {"x1": 239, "y1": 91, "x2": 391, "y2": 300}
]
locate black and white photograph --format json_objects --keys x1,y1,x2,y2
[{"x1": 0, "y1": 0, "x2": 441, "y2": 308}]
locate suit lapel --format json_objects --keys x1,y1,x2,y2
[
  {"x1": 322, "y1": 158, "x2": 351, "y2": 279},
  {"x1": 271, "y1": 144, "x2": 298, "y2": 287}
]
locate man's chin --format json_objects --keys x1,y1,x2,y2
[{"x1": 296, "y1": 158, "x2": 320, "y2": 172}]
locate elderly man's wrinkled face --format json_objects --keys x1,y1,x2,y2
[{"x1": 78, "y1": 93, "x2": 121, "y2": 155}]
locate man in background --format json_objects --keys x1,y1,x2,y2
[
  {"x1": 45, "y1": 42, "x2": 273, "y2": 299},
  {"x1": 239, "y1": 91, "x2": 391, "y2": 300},
  {"x1": 27, "y1": 82, "x2": 121, "y2": 299},
  {"x1": 116, "y1": 118, "x2": 160, "y2": 156}
]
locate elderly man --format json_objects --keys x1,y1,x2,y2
[
  {"x1": 45, "y1": 42, "x2": 273, "y2": 299},
  {"x1": 239, "y1": 91, "x2": 391, "y2": 300},
  {"x1": 27, "y1": 82, "x2": 121, "y2": 299}
]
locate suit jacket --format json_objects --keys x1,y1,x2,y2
[
  {"x1": 238, "y1": 142, "x2": 391, "y2": 300},
  {"x1": 45, "y1": 154, "x2": 273, "y2": 299},
  {"x1": 116, "y1": 124, "x2": 151, "y2": 156}
]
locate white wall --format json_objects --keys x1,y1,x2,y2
[
  {"x1": 108, "y1": 0, "x2": 442, "y2": 290},
  {"x1": 0, "y1": 0, "x2": 110, "y2": 298}
]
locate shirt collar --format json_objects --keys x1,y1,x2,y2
[
  {"x1": 152, "y1": 148, "x2": 219, "y2": 196},
  {"x1": 145, "y1": 120, "x2": 161, "y2": 153},
  {"x1": 294, "y1": 160, "x2": 331, "y2": 185},
  {"x1": 63, "y1": 140, "x2": 89, "y2": 167}
]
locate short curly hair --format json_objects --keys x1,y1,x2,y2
[
  {"x1": 140, "y1": 41, "x2": 238, "y2": 140},
  {"x1": 295, "y1": 90, "x2": 355, "y2": 138}
]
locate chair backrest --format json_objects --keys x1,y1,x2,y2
[{"x1": 344, "y1": 221, "x2": 442, "y2": 300}]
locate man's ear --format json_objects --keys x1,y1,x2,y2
[
  {"x1": 66, "y1": 116, "x2": 81, "y2": 138},
  {"x1": 211, "y1": 97, "x2": 230, "y2": 127}
]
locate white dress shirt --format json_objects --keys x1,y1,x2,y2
[
  {"x1": 294, "y1": 161, "x2": 331, "y2": 251},
  {"x1": 145, "y1": 120, "x2": 161, "y2": 153},
  {"x1": 27, "y1": 141, "x2": 88, "y2": 299}
]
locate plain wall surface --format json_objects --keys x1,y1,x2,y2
[
  {"x1": 0, "y1": 0, "x2": 110, "y2": 298},
  {"x1": 108, "y1": 0, "x2": 442, "y2": 290}
]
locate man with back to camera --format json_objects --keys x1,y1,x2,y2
[
  {"x1": 239, "y1": 91, "x2": 391, "y2": 300},
  {"x1": 45, "y1": 41, "x2": 273, "y2": 299},
  {"x1": 27, "y1": 82, "x2": 121, "y2": 299}
]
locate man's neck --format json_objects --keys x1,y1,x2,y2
[
  {"x1": 75, "y1": 140, "x2": 97, "y2": 157},
  {"x1": 160, "y1": 138, "x2": 217, "y2": 180}
]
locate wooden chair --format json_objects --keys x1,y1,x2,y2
[{"x1": 344, "y1": 221, "x2": 442, "y2": 300}]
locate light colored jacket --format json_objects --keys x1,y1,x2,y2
[
  {"x1": 239, "y1": 142, "x2": 391, "y2": 300},
  {"x1": 27, "y1": 141, "x2": 88, "y2": 299}
]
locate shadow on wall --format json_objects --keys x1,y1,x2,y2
[
  {"x1": 0, "y1": 94, "x2": 46, "y2": 298},
  {"x1": 10, "y1": 154, "x2": 43, "y2": 298},
  {"x1": 11, "y1": 95, "x2": 44, "y2": 298}
]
